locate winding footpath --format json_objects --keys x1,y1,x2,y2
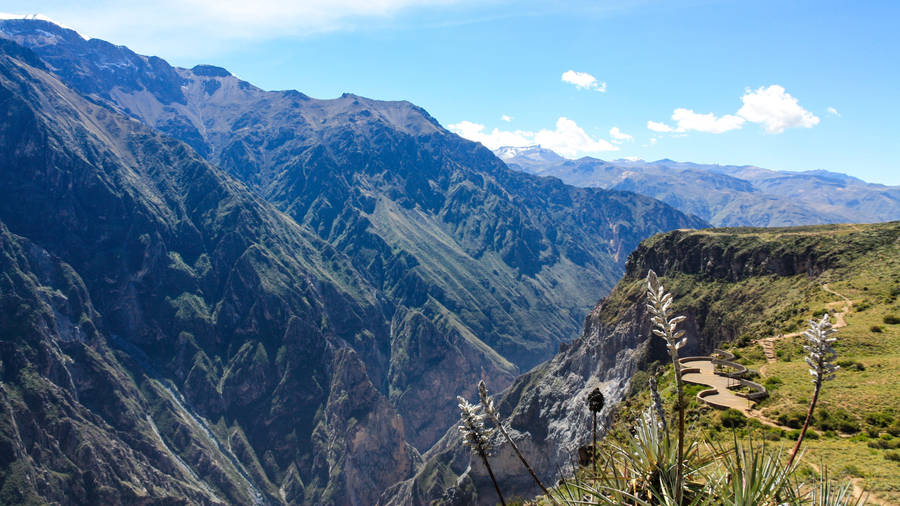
[{"x1": 758, "y1": 283, "x2": 853, "y2": 375}]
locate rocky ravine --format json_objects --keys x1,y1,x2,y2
[
  {"x1": 0, "y1": 23, "x2": 707, "y2": 505},
  {"x1": 1, "y1": 18, "x2": 707, "y2": 455}
]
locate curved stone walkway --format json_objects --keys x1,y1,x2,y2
[{"x1": 681, "y1": 359, "x2": 753, "y2": 414}]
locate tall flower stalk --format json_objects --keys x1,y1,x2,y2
[
  {"x1": 587, "y1": 387, "x2": 605, "y2": 476},
  {"x1": 786, "y1": 314, "x2": 839, "y2": 470},
  {"x1": 458, "y1": 396, "x2": 506, "y2": 506},
  {"x1": 646, "y1": 269, "x2": 688, "y2": 504},
  {"x1": 478, "y1": 381, "x2": 557, "y2": 504}
]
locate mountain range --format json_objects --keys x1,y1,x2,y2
[
  {"x1": 0, "y1": 18, "x2": 705, "y2": 505},
  {"x1": 496, "y1": 145, "x2": 900, "y2": 227}
]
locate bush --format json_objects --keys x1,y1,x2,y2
[
  {"x1": 888, "y1": 422, "x2": 900, "y2": 437},
  {"x1": 884, "y1": 314, "x2": 900, "y2": 324},
  {"x1": 885, "y1": 451, "x2": 900, "y2": 463},
  {"x1": 763, "y1": 376, "x2": 783, "y2": 389},
  {"x1": 870, "y1": 325, "x2": 884, "y2": 333},
  {"x1": 815, "y1": 408, "x2": 861, "y2": 434},
  {"x1": 720, "y1": 408, "x2": 747, "y2": 428},
  {"x1": 867, "y1": 438, "x2": 900, "y2": 450},
  {"x1": 836, "y1": 359, "x2": 865, "y2": 371},
  {"x1": 842, "y1": 464, "x2": 862, "y2": 477},
  {"x1": 866, "y1": 412, "x2": 895, "y2": 427},
  {"x1": 787, "y1": 429, "x2": 819, "y2": 440},
  {"x1": 778, "y1": 410, "x2": 807, "y2": 429}
]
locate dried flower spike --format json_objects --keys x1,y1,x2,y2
[
  {"x1": 458, "y1": 396, "x2": 492, "y2": 456},
  {"x1": 647, "y1": 270, "x2": 687, "y2": 355},
  {"x1": 787, "y1": 313, "x2": 841, "y2": 470},
  {"x1": 803, "y1": 313, "x2": 839, "y2": 383}
]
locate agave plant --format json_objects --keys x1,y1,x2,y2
[
  {"x1": 646, "y1": 269, "x2": 688, "y2": 503},
  {"x1": 804, "y1": 465, "x2": 867, "y2": 506},
  {"x1": 786, "y1": 314, "x2": 840, "y2": 469},
  {"x1": 708, "y1": 433, "x2": 798, "y2": 506},
  {"x1": 555, "y1": 407, "x2": 712, "y2": 506}
]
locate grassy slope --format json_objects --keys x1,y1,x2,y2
[{"x1": 603, "y1": 222, "x2": 900, "y2": 503}]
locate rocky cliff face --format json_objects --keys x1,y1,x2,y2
[
  {"x1": 0, "y1": 22, "x2": 707, "y2": 505},
  {"x1": 0, "y1": 47, "x2": 419, "y2": 504},
  {"x1": 0, "y1": 18, "x2": 706, "y2": 457},
  {"x1": 380, "y1": 288, "x2": 658, "y2": 505}
]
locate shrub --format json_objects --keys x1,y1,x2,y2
[
  {"x1": 885, "y1": 451, "x2": 900, "y2": 463},
  {"x1": 836, "y1": 359, "x2": 865, "y2": 371},
  {"x1": 842, "y1": 464, "x2": 862, "y2": 477},
  {"x1": 868, "y1": 438, "x2": 900, "y2": 450},
  {"x1": 815, "y1": 408, "x2": 861, "y2": 434},
  {"x1": 719, "y1": 408, "x2": 747, "y2": 428},
  {"x1": 763, "y1": 376, "x2": 783, "y2": 389},
  {"x1": 787, "y1": 429, "x2": 819, "y2": 440},
  {"x1": 778, "y1": 410, "x2": 807, "y2": 429},
  {"x1": 866, "y1": 412, "x2": 894, "y2": 427},
  {"x1": 870, "y1": 325, "x2": 884, "y2": 333},
  {"x1": 884, "y1": 314, "x2": 900, "y2": 324}
]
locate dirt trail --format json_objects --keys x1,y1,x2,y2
[
  {"x1": 757, "y1": 284, "x2": 854, "y2": 369},
  {"x1": 751, "y1": 285, "x2": 888, "y2": 504}
]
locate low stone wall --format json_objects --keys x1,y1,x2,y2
[{"x1": 678, "y1": 351, "x2": 768, "y2": 405}]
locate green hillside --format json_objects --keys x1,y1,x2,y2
[{"x1": 604, "y1": 222, "x2": 900, "y2": 503}]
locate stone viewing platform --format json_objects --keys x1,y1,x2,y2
[{"x1": 679, "y1": 349, "x2": 767, "y2": 414}]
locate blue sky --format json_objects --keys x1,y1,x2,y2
[{"x1": 4, "y1": 0, "x2": 899, "y2": 184}]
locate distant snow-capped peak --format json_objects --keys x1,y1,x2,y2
[{"x1": 493, "y1": 145, "x2": 566, "y2": 162}]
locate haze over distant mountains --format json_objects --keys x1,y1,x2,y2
[
  {"x1": 495, "y1": 145, "x2": 900, "y2": 227},
  {"x1": 0, "y1": 17, "x2": 705, "y2": 505}
]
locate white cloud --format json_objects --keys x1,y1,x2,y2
[
  {"x1": 447, "y1": 121, "x2": 533, "y2": 150},
  {"x1": 671, "y1": 108, "x2": 745, "y2": 134},
  {"x1": 500, "y1": 114, "x2": 512, "y2": 122},
  {"x1": 609, "y1": 126, "x2": 633, "y2": 143},
  {"x1": 623, "y1": 156, "x2": 641, "y2": 161},
  {"x1": 647, "y1": 120, "x2": 675, "y2": 133},
  {"x1": 647, "y1": 110, "x2": 743, "y2": 134},
  {"x1": 827, "y1": 106, "x2": 841, "y2": 117},
  {"x1": 648, "y1": 84, "x2": 818, "y2": 135},
  {"x1": 561, "y1": 70, "x2": 607, "y2": 92},
  {"x1": 736, "y1": 85, "x2": 819, "y2": 134},
  {"x1": 448, "y1": 117, "x2": 618, "y2": 158}
]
